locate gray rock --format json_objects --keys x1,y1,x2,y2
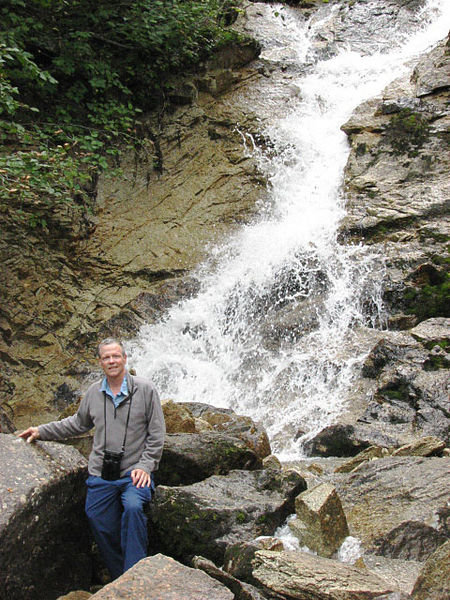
[
  {"x1": 331, "y1": 456, "x2": 449, "y2": 560},
  {"x1": 409, "y1": 318, "x2": 450, "y2": 348},
  {"x1": 251, "y1": 550, "x2": 394, "y2": 599},
  {"x1": 156, "y1": 431, "x2": 263, "y2": 486},
  {"x1": 335, "y1": 446, "x2": 389, "y2": 473},
  {"x1": 391, "y1": 436, "x2": 446, "y2": 457},
  {"x1": 183, "y1": 402, "x2": 271, "y2": 458},
  {"x1": 91, "y1": 553, "x2": 234, "y2": 600},
  {"x1": 0, "y1": 434, "x2": 90, "y2": 600},
  {"x1": 361, "y1": 554, "x2": 422, "y2": 597},
  {"x1": 306, "y1": 329, "x2": 450, "y2": 453},
  {"x1": 223, "y1": 538, "x2": 284, "y2": 584},
  {"x1": 149, "y1": 468, "x2": 306, "y2": 564}
]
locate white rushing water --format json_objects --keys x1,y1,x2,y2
[{"x1": 128, "y1": 0, "x2": 450, "y2": 459}]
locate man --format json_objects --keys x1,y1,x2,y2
[{"x1": 18, "y1": 337, "x2": 165, "y2": 580}]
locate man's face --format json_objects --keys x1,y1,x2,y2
[{"x1": 99, "y1": 343, "x2": 127, "y2": 380}]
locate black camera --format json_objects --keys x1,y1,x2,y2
[{"x1": 101, "y1": 449, "x2": 124, "y2": 481}]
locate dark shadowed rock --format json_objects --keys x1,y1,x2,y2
[
  {"x1": 149, "y1": 468, "x2": 306, "y2": 564},
  {"x1": 0, "y1": 434, "x2": 90, "y2": 600},
  {"x1": 331, "y1": 456, "x2": 449, "y2": 561},
  {"x1": 91, "y1": 553, "x2": 234, "y2": 600},
  {"x1": 411, "y1": 539, "x2": 450, "y2": 600},
  {"x1": 303, "y1": 423, "x2": 370, "y2": 457},
  {"x1": 156, "y1": 432, "x2": 263, "y2": 486},
  {"x1": 251, "y1": 550, "x2": 394, "y2": 599}
]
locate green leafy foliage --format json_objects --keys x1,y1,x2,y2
[{"x1": 0, "y1": 0, "x2": 240, "y2": 231}]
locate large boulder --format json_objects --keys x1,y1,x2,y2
[
  {"x1": 156, "y1": 432, "x2": 263, "y2": 486},
  {"x1": 251, "y1": 550, "x2": 394, "y2": 599},
  {"x1": 0, "y1": 434, "x2": 90, "y2": 600},
  {"x1": 91, "y1": 554, "x2": 234, "y2": 600},
  {"x1": 149, "y1": 468, "x2": 306, "y2": 564},
  {"x1": 183, "y1": 402, "x2": 271, "y2": 458},
  {"x1": 331, "y1": 456, "x2": 449, "y2": 560}
]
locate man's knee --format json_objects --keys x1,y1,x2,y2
[{"x1": 122, "y1": 485, "x2": 151, "y2": 514}]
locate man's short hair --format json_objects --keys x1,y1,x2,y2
[{"x1": 97, "y1": 338, "x2": 126, "y2": 358}]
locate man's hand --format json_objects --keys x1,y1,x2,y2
[
  {"x1": 131, "y1": 469, "x2": 151, "y2": 488},
  {"x1": 17, "y1": 427, "x2": 40, "y2": 443}
]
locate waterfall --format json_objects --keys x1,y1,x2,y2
[{"x1": 128, "y1": 0, "x2": 450, "y2": 460}]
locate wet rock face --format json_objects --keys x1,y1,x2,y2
[
  {"x1": 0, "y1": 37, "x2": 266, "y2": 430},
  {"x1": 305, "y1": 319, "x2": 449, "y2": 454},
  {"x1": 331, "y1": 456, "x2": 449, "y2": 561},
  {"x1": 340, "y1": 34, "x2": 450, "y2": 329},
  {"x1": 0, "y1": 434, "x2": 90, "y2": 600}
]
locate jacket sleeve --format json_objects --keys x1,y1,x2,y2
[
  {"x1": 134, "y1": 385, "x2": 166, "y2": 474},
  {"x1": 38, "y1": 393, "x2": 94, "y2": 440}
]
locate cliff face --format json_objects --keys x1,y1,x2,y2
[
  {"x1": 0, "y1": 1, "x2": 448, "y2": 440},
  {"x1": 0, "y1": 34, "x2": 269, "y2": 430},
  {"x1": 341, "y1": 34, "x2": 450, "y2": 328}
]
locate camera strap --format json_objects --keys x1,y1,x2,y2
[{"x1": 103, "y1": 376, "x2": 135, "y2": 453}]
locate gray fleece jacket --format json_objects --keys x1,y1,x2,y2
[{"x1": 38, "y1": 373, "x2": 165, "y2": 477}]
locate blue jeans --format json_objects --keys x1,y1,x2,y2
[{"x1": 85, "y1": 473, "x2": 153, "y2": 580}]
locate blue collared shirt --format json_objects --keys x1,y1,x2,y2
[{"x1": 101, "y1": 375, "x2": 129, "y2": 409}]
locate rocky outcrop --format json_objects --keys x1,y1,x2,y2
[
  {"x1": 341, "y1": 34, "x2": 449, "y2": 329},
  {"x1": 157, "y1": 432, "x2": 263, "y2": 486},
  {"x1": 0, "y1": 434, "x2": 90, "y2": 600},
  {"x1": 305, "y1": 319, "x2": 450, "y2": 454},
  {"x1": 331, "y1": 456, "x2": 449, "y2": 561},
  {"x1": 0, "y1": 34, "x2": 266, "y2": 431},
  {"x1": 149, "y1": 468, "x2": 306, "y2": 564},
  {"x1": 183, "y1": 402, "x2": 271, "y2": 458}
]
